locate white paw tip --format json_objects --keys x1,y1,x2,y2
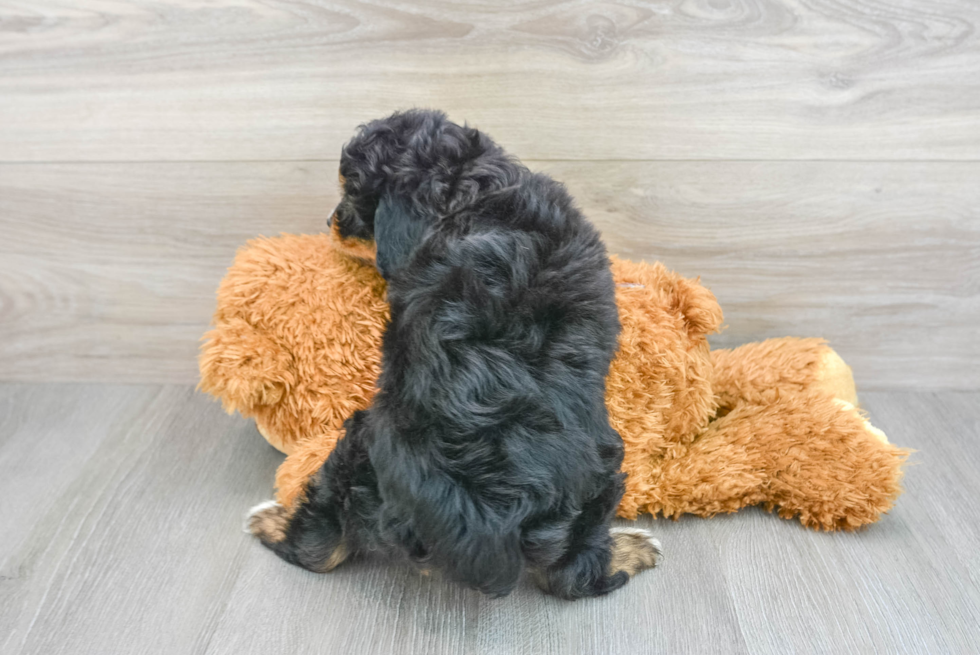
[
  {"x1": 611, "y1": 526, "x2": 663, "y2": 556},
  {"x1": 243, "y1": 499, "x2": 281, "y2": 533}
]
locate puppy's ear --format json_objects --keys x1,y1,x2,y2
[{"x1": 374, "y1": 195, "x2": 428, "y2": 280}]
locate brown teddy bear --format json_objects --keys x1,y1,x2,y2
[{"x1": 200, "y1": 233, "x2": 908, "y2": 531}]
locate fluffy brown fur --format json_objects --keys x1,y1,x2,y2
[
  {"x1": 199, "y1": 233, "x2": 387, "y2": 453},
  {"x1": 200, "y1": 235, "x2": 909, "y2": 531}
]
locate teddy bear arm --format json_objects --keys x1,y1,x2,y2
[
  {"x1": 274, "y1": 429, "x2": 344, "y2": 508},
  {"x1": 711, "y1": 337, "x2": 858, "y2": 411}
]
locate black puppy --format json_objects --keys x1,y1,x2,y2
[{"x1": 248, "y1": 110, "x2": 660, "y2": 599}]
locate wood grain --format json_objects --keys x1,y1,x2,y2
[
  {"x1": 1, "y1": 160, "x2": 976, "y2": 388},
  {"x1": 552, "y1": 160, "x2": 980, "y2": 391},
  {"x1": 0, "y1": 384, "x2": 285, "y2": 655},
  {"x1": 0, "y1": 0, "x2": 978, "y2": 161},
  {"x1": 0, "y1": 161, "x2": 330, "y2": 383},
  {"x1": 714, "y1": 391, "x2": 980, "y2": 654},
  {"x1": 1, "y1": 0, "x2": 977, "y2": 651},
  {"x1": 1, "y1": 384, "x2": 978, "y2": 654}
]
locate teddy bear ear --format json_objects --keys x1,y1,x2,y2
[{"x1": 673, "y1": 277, "x2": 723, "y2": 339}]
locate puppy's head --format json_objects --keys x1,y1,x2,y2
[
  {"x1": 329, "y1": 186, "x2": 426, "y2": 280},
  {"x1": 329, "y1": 170, "x2": 378, "y2": 265},
  {"x1": 329, "y1": 109, "x2": 452, "y2": 279}
]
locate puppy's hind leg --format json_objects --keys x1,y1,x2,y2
[
  {"x1": 608, "y1": 526, "x2": 662, "y2": 578},
  {"x1": 532, "y1": 476, "x2": 661, "y2": 600},
  {"x1": 246, "y1": 419, "x2": 375, "y2": 573},
  {"x1": 246, "y1": 496, "x2": 349, "y2": 573}
]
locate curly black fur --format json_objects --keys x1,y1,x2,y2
[{"x1": 260, "y1": 110, "x2": 637, "y2": 599}]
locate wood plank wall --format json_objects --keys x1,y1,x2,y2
[{"x1": 1, "y1": 0, "x2": 978, "y2": 388}]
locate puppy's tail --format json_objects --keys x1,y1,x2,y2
[{"x1": 383, "y1": 475, "x2": 525, "y2": 598}]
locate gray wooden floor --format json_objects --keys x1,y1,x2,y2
[{"x1": 0, "y1": 383, "x2": 977, "y2": 655}]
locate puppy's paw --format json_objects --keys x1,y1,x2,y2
[
  {"x1": 609, "y1": 527, "x2": 662, "y2": 577},
  {"x1": 246, "y1": 500, "x2": 291, "y2": 544}
]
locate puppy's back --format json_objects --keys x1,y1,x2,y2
[{"x1": 370, "y1": 173, "x2": 623, "y2": 595}]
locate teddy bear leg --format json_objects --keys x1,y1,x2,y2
[
  {"x1": 711, "y1": 337, "x2": 857, "y2": 410},
  {"x1": 650, "y1": 392, "x2": 908, "y2": 530},
  {"x1": 757, "y1": 393, "x2": 907, "y2": 529},
  {"x1": 646, "y1": 419, "x2": 769, "y2": 521}
]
